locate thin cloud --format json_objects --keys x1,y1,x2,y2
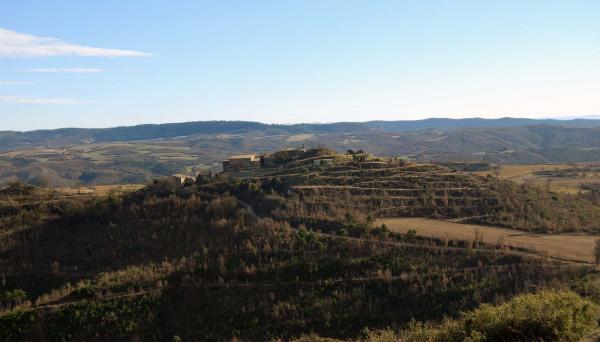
[
  {"x1": 0, "y1": 95, "x2": 93, "y2": 105},
  {"x1": 19, "y1": 68, "x2": 104, "y2": 73},
  {"x1": 0, "y1": 80, "x2": 44, "y2": 85},
  {"x1": 0, "y1": 28, "x2": 151, "y2": 58}
]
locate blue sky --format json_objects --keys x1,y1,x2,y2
[{"x1": 1, "y1": 0, "x2": 599, "y2": 131}]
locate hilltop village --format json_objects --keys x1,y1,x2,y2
[
  {"x1": 168, "y1": 146, "x2": 404, "y2": 185},
  {"x1": 220, "y1": 146, "x2": 350, "y2": 175}
]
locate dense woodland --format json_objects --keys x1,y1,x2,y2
[{"x1": 2, "y1": 159, "x2": 600, "y2": 340}]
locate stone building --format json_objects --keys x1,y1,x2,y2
[
  {"x1": 170, "y1": 174, "x2": 195, "y2": 186},
  {"x1": 222, "y1": 154, "x2": 261, "y2": 172}
]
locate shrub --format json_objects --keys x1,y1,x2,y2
[
  {"x1": 0, "y1": 309, "x2": 37, "y2": 341},
  {"x1": 402, "y1": 290, "x2": 600, "y2": 342},
  {"x1": 362, "y1": 328, "x2": 400, "y2": 342}
]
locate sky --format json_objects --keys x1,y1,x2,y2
[{"x1": 1, "y1": 0, "x2": 600, "y2": 131}]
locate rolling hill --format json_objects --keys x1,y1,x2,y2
[
  {"x1": 2, "y1": 155, "x2": 599, "y2": 340},
  {"x1": 4, "y1": 119, "x2": 600, "y2": 186},
  {"x1": 3, "y1": 118, "x2": 600, "y2": 150},
  {"x1": 0, "y1": 121, "x2": 348, "y2": 152}
]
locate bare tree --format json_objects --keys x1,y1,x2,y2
[{"x1": 594, "y1": 238, "x2": 600, "y2": 265}]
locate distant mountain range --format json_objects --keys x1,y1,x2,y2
[
  {"x1": 2, "y1": 117, "x2": 600, "y2": 151},
  {"x1": 3, "y1": 117, "x2": 600, "y2": 186}
]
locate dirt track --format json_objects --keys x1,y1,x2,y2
[{"x1": 378, "y1": 218, "x2": 600, "y2": 263}]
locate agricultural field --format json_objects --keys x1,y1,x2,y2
[
  {"x1": 68, "y1": 142, "x2": 200, "y2": 162},
  {"x1": 379, "y1": 218, "x2": 599, "y2": 263},
  {"x1": 286, "y1": 133, "x2": 315, "y2": 142},
  {"x1": 0, "y1": 140, "x2": 220, "y2": 187},
  {"x1": 473, "y1": 163, "x2": 600, "y2": 194}
]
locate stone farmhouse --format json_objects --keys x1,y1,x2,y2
[
  {"x1": 222, "y1": 146, "x2": 307, "y2": 173},
  {"x1": 222, "y1": 154, "x2": 261, "y2": 172},
  {"x1": 170, "y1": 174, "x2": 196, "y2": 186}
]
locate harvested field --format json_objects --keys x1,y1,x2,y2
[
  {"x1": 472, "y1": 163, "x2": 600, "y2": 194},
  {"x1": 473, "y1": 164, "x2": 572, "y2": 180},
  {"x1": 379, "y1": 217, "x2": 600, "y2": 263}
]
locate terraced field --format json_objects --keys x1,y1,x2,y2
[
  {"x1": 285, "y1": 163, "x2": 494, "y2": 218},
  {"x1": 239, "y1": 158, "x2": 600, "y2": 234},
  {"x1": 257, "y1": 160, "x2": 600, "y2": 262}
]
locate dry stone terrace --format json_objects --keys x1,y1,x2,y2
[
  {"x1": 205, "y1": 148, "x2": 600, "y2": 233},
  {"x1": 266, "y1": 162, "x2": 497, "y2": 219}
]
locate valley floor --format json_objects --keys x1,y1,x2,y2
[{"x1": 378, "y1": 218, "x2": 599, "y2": 263}]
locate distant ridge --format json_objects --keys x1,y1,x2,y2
[
  {"x1": 364, "y1": 117, "x2": 600, "y2": 131},
  {"x1": 2, "y1": 117, "x2": 600, "y2": 151}
]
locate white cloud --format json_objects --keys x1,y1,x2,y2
[
  {"x1": 0, "y1": 95, "x2": 93, "y2": 105},
  {"x1": 0, "y1": 28, "x2": 151, "y2": 58},
  {"x1": 19, "y1": 68, "x2": 104, "y2": 73},
  {"x1": 0, "y1": 80, "x2": 44, "y2": 85}
]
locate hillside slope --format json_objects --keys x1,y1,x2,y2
[
  {"x1": 1, "y1": 162, "x2": 598, "y2": 340},
  {"x1": 215, "y1": 160, "x2": 600, "y2": 234}
]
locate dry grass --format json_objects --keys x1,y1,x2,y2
[
  {"x1": 473, "y1": 164, "x2": 571, "y2": 180},
  {"x1": 472, "y1": 163, "x2": 600, "y2": 194},
  {"x1": 56, "y1": 184, "x2": 144, "y2": 196},
  {"x1": 379, "y1": 217, "x2": 600, "y2": 263}
]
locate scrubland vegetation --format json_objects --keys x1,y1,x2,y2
[
  {"x1": 224, "y1": 162, "x2": 600, "y2": 233},
  {"x1": 3, "y1": 158, "x2": 600, "y2": 340},
  {"x1": 300, "y1": 290, "x2": 600, "y2": 341}
]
